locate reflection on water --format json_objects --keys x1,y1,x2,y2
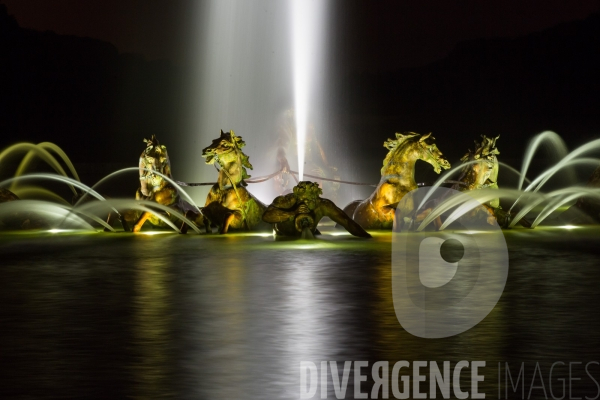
[
  {"x1": 0, "y1": 228, "x2": 600, "y2": 399},
  {"x1": 131, "y1": 241, "x2": 175, "y2": 399}
]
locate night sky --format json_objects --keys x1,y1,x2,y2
[{"x1": 2, "y1": 0, "x2": 599, "y2": 70}]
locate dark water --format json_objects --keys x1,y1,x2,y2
[{"x1": 1, "y1": 227, "x2": 600, "y2": 399}]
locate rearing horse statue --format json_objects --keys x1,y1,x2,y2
[
  {"x1": 451, "y1": 135, "x2": 507, "y2": 226},
  {"x1": 452, "y1": 135, "x2": 500, "y2": 201},
  {"x1": 343, "y1": 132, "x2": 451, "y2": 229},
  {"x1": 131, "y1": 135, "x2": 193, "y2": 232},
  {"x1": 451, "y1": 134, "x2": 531, "y2": 227},
  {"x1": 202, "y1": 130, "x2": 270, "y2": 233}
]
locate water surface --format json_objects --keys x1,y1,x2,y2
[{"x1": 1, "y1": 227, "x2": 599, "y2": 399}]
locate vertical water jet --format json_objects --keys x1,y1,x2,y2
[{"x1": 291, "y1": 0, "x2": 327, "y2": 181}]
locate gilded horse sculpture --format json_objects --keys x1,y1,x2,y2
[
  {"x1": 201, "y1": 130, "x2": 270, "y2": 233},
  {"x1": 131, "y1": 135, "x2": 194, "y2": 232},
  {"x1": 343, "y1": 132, "x2": 451, "y2": 230},
  {"x1": 451, "y1": 135, "x2": 514, "y2": 226}
]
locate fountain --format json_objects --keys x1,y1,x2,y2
[
  {"x1": 0, "y1": 0, "x2": 599, "y2": 238},
  {"x1": 4, "y1": 4, "x2": 600, "y2": 399},
  {"x1": 2, "y1": 127, "x2": 600, "y2": 237},
  {"x1": 405, "y1": 131, "x2": 600, "y2": 231},
  {"x1": 0, "y1": 142, "x2": 82, "y2": 230},
  {"x1": 0, "y1": 139, "x2": 204, "y2": 234}
]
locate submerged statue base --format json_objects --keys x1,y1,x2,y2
[{"x1": 263, "y1": 181, "x2": 371, "y2": 238}]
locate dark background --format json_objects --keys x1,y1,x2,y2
[{"x1": 1, "y1": 0, "x2": 600, "y2": 192}]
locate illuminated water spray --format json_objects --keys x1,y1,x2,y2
[{"x1": 291, "y1": 0, "x2": 326, "y2": 180}]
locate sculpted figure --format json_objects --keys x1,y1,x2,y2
[
  {"x1": 137, "y1": 135, "x2": 174, "y2": 201},
  {"x1": 130, "y1": 135, "x2": 198, "y2": 232},
  {"x1": 450, "y1": 135, "x2": 502, "y2": 225},
  {"x1": 201, "y1": 130, "x2": 270, "y2": 233},
  {"x1": 343, "y1": 132, "x2": 451, "y2": 230},
  {"x1": 263, "y1": 181, "x2": 371, "y2": 238},
  {"x1": 454, "y1": 135, "x2": 500, "y2": 198},
  {"x1": 450, "y1": 135, "x2": 520, "y2": 227}
]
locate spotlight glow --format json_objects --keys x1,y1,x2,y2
[
  {"x1": 323, "y1": 231, "x2": 351, "y2": 236},
  {"x1": 291, "y1": 0, "x2": 325, "y2": 181},
  {"x1": 250, "y1": 232, "x2": 275, "y2": 237},
  {"x1": 140, "y1": 231, "x2": 172, "y2": 236},
  {"x1": 559, "y1": 225, "x2": 579, "y2": 230}
]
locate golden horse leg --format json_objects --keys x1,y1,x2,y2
[
  {"x1": 133, "y1": 211, "x2": 151, "y2": 232},
  {"x1": 220, "y1": 213, "x2": 236, "y2": 234}
]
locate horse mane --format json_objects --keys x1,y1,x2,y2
[
  {"x1": 460, "y1": 135, "x2": 500, "y2": 162},
  {"x1": 229, "y1": 131, "x2": 254, "y2": 179},
  {"x1": 202, "y1": 130, "x2": 254, "y2": 182},
  {"x1": 381, "y1": 132, "x2": 420, "y2": 172}
]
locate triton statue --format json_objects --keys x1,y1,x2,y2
[
  {"x1": 263, "y1": 181, "x2": 371, "y2": 238},
  {"x1": 343, "y1": 132, "x2": 451, "y2": 229},
  {"x1": 201, "y1": 130, "x2": 270, "y2": 233}
]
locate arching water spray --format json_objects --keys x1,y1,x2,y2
[
  {"x1": 76, "y1": 199, "x2": 202, "y2": 234},
  {"x1": 509, "y1": 139, "x2": 600, "y2": 212},
  {"x1": 0, "y1": 143, "x2": 79, "y2": 195},
  {"x1": 0, "y1": 174, "x2": 107, "y2": 203},
  {"x1": 14, "y1": 142, "x2": 80, "y2": 183},
  {"x1": 518, "y1": 131, "x2": 571, "y2": 191},
  {"x1": 417, "y1": 161, "x2": 530, "y2": 211},
  {"x1": 0, "y1": 200, "x2": 94, "y2": 231},
  {"x1": 12, "y1": 186, "x2": 71, "y2": 205},
  {"x1": 417, "y1": 188, "x2": 529, "y2": 231},
  {"x1": 74, "y1": 167, "x2": 200, "y2": 213},
  {"x1": 507, "y1": 187, "x2": 584, "y2": 228},
  {"x1": 531, "y1": 188, "x2": 600, "y2": 227}
]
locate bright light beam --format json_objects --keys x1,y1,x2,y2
[{"x1": 291, "y1": 0, "x2": 325, "y2": 181}]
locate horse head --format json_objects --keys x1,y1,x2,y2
[
  {"x1": 202, "y1": 130, "x2": 253, "y2": 169},
  {"x1": 459, "y1": 135, "x2": 500, "y2": 189},
  {"x1": 142, "y1": 134, "x2": 169, "y2": 170},
  {"x1": 202, "y1": 130, "x2": 253, "y2": 186},
  {"x1": 381, "y1": 132, "x2": 451, "y2": 176},
  {"x1": 143, "y1": 135, "x2": 165, "y2": 157}
]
